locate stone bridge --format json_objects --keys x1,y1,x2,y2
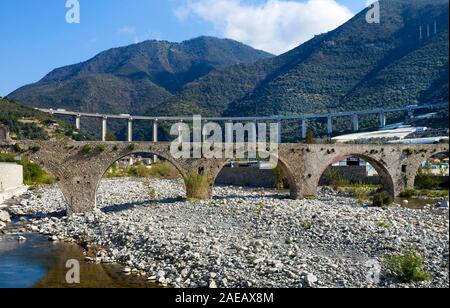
[{"x1": 0, "y1": 140, "x2": 448, "y2": 215}]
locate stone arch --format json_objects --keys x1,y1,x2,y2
[
  {"x1": 313, "y1": 152, "x2": 396, "y2": 196},
  {"x1": 93, "y1": 150, "x2": 187, "y2": 207},
  {"x1": 209, "y1": 153, "x2": 299, "y2": 199},
  {"x1": 409, "y1": 149, "x2": 449, "y2": 190}
]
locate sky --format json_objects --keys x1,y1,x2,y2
[{"x1": 0, "y1": 0, "x2": 373, "y2": 96}]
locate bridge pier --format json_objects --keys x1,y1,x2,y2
[
  {"x1": 101, "y1": 117, "x2": 107, "y2": 142},
  {"x1": 301, "y1": 119, "x2": 308, "y2": 139},
  {"x1": 75, "y1": 115, "x2": 81, "y2": 130},
  {"x1": 352, "y1": 114, "x2": 359, "y2": 133},
  {"x1": 127, "y1": 118, "x2": 133, "y2": 142},
  {"x1": 153, "y1": 120, "x2": 159, "y2": 162},
  {"x1": 327, "y1": 116, "x2": 333, "y2": 135},
  {"x1": 380, "y1": 111, "x2": 386, "y2": 128}
]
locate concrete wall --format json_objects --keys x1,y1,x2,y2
[
  {"x1": 215, "y1": 167, "x2": 276, "y2": 188},
  {"x1": 319, "y1": 166, "x2": 382, "y2": 186},
  {"x1": 0, "y1": 163, "x2": 23, "y2": 191}
]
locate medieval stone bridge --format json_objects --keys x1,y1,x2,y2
[{"x1": 1, "y1": 139, "x2": 448, "y2": 215}]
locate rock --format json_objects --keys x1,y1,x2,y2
[
  {"x1": 49, "y1": 235, "x2": 59, "y2": 242},
  {"x1": 402, "y1": 200, "x2": 409, "y2": 206},
  {"x1": 18, "y1": 236, "x2": 27, "y2": 242},
  {"x1": 305, "y1": 273, "x2": 318, "y2": 287},
  {"x1": 10, "y1": 178, "x2": 449, "y2": 289},
  {"x1": 438, "y1": 201, "x2": 449, "y2": 208},
  {"x1": 0, "y1": 221, "x2": 6, "y2": 230},
  {"x1": 209, "y1": 280, "x2": 218, "y2": 288},
  {"x1": 123, "y1": 267, "x2": 132, "y2": 274},
  {"x1": 0, "y1": 210, "x2": 11, "y2": 223}
]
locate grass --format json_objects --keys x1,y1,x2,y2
[
  {"x1": 256, "y1": 201, "x2": 265, "y2": 215},
  {"x1": 384, "y1": 250, "x2": 433, "y2": 283},
  {"x1": 337, "y1": 184, "x2": 381, "y2": 204},
  {"x1": 372, "y1": 191, "x2": 393, "y2": 207},
  {"x1": 184, "y1": 173, "x2": 210, "y2": 200},
  {"x1": 81, "y1": 144, "x2": 93, "y2": 155},
  {"x1": 105, "y1": 161, "x2": 180, "y2": 179},
  {"x1": 301, "y1": 220, "x2": 313, "y2": 230},
  {"x1": 400, "y1": 189, "x2": 449, "y2": 199},
  {"x1": 377, "y1": 221, "x2": 391, "y2": 228}
]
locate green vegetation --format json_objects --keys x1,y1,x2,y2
[
  {"x1": 105, "y1": 161, "x2": 180, "y2": 179},
  {"x1": 372, "y1": 191, "x2": 394, "y2": 207},
  {"x1": 323, "y1": 168, "x2": 347, "y2": 190},
  {"x1": 384, "y1": 250, "x2": 433, "y2": 283},
  {"x1": 400, "y1": 189, "x2": 449, "y2": 198},
  {"x1": 415, "y1": 173, "x2": 442, "y2": 190},
  {"x1": 29, "y1": 145, "x2": 41, "y2": 153},
  {"x1": 7, "y1": 1, "x2": 448, "y2": 141},
  {"x1": 0, "y1": 153, "x2": 54, "y2": 186},
  {"x1": 81, "y1": 144, "x2": 93, "y2": 155},
  {"x1": 306, "y1": 130, "x2": 315, "y2": 144},
  {"x1": 256, "y1": 201, "x2": 265, "y2": 215},
  {"x1": 184, "y1": 173, "x2": 210, "y2": 200},
  {"x1": 273, "y1": 165, "x2": 288, "y2": 190},
  {"x1": 0, "y1": 97, "x2": 93, "y2": 141},
  {"x1": 301, "y1": 220, "x2": 313, "y2": 231},
  {"x1": 377, "y1": 221, "x2": 391, "y2": 229},
  {"x1": 96, "y1": 144, "x2": 106, "y2": 153}
]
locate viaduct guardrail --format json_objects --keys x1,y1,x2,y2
[{"x1": 38, "y1": 102, "x2": 448, "y2": 142}]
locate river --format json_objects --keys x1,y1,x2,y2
[{"x1": 0, "y1": 232, "x2": 160, "y2": 288}]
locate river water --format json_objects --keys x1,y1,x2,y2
[{"x1": 0, "y1": 233, "x2": 160, "y2": 288}]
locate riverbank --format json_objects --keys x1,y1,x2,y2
[{"x1": 2, "y1": 178, "x2": 449, "y2": 288}]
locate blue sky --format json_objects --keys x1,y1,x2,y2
[{"x1": 0, "y1": 0, "x2": 371, "y2": 96}]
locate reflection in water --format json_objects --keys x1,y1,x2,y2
[
  {"x1": 395, "y1": 197, "x2": 443, "y2": 210},
  {"x1": 0, "y1": 234, "x2": 161, "y2": 288}
]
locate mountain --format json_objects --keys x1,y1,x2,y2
[
  {"x1": 155, "y1": 0, "x2": 448, "y2": 118},
  {"x1": 9, "y1": 36, "x2": 273, "y2": 115},
  {"x1": 0, "y1": 97, "x2": 93, "y2": 141},
  {"x1": 8, "y1": 0, "x2": 449, "y2": 140}
]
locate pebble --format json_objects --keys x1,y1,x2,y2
[{"x1": 7, "y1": 178, "x2": 449, "y2": 289}]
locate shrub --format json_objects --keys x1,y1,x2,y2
[
  {"x1": 128, "y1": 164, "x2": 152, "y2": 178},
  {"x1": 81, "y1": 144, "x2": 93, "y2": 155},
  {"x1": 384, "y1": 250, "x2": 433, "y2": 283},
  {"x1": 184, "y1": 173, "x2": 210, "y2": 200},
  {"x1": 273, "y1": 164, "x2": 288, "y2": 189},
  {"x1": 323, "y1": 168, "x2": 347, "y2": 190},
  {"x1": 147, "y1": 161, "x2": 180, "y2": 179},
  {"x1": 399, "y1": 190, "x2": 416, "y2": 198},
  {"x1": 19, "y1": 159, "x2": 55, "y2": 185},
  {"x1": 404, "y1": 148, "x2": 414, "y2": 156},
  {"x1": 96, "y1": 144, "x2": 106, "y2": 153},
  {"x1": 415, "y1": 174, "x2": 440, "y2": 190},
  {"x1": 127, "y1": 143, "x2": 136, "y2": 151},
  {"x1": 29, "y1": 145, "x2": 41, "y2": 153},
  {"x1": 301, "y1": 221, "x2": 313, "y2": 230},
  {"x1": 372, "y1": 191, "x2": 393, "y2": 207},
  {"x1": 0, "y1": 154, "x2": 54, "y2": 185}
]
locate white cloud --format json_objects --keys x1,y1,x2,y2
[
  {"x1": 117, "y1": 25, "x2": 137, "y2": 35},
  {"x1": 175, "y1": 0, "x2": 354, "y2": 55}
]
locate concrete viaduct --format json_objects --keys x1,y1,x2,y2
[
  {"x1": 38, "y1": 103, "x2": 447, "y2": 141},
  {"x1": 0, "y1": 138, "x2": 447, "y2": 215}
]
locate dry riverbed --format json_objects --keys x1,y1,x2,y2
[{"x1": 2, "y1": 178, "x2": 449, "y2": 288}]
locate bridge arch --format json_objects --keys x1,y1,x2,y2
[
  {"x1": 312, "y1": 152, "x2": 396, "y2": 197},
  {"x1": 93, "y1": 149, "x2": 187, "y2": 209},
  {"x1": 408, "y1": 149, "x2": 449, "y2": 191},
  {"x1": 210, "y1": 153, "x2": 299, "y2": 199}
]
